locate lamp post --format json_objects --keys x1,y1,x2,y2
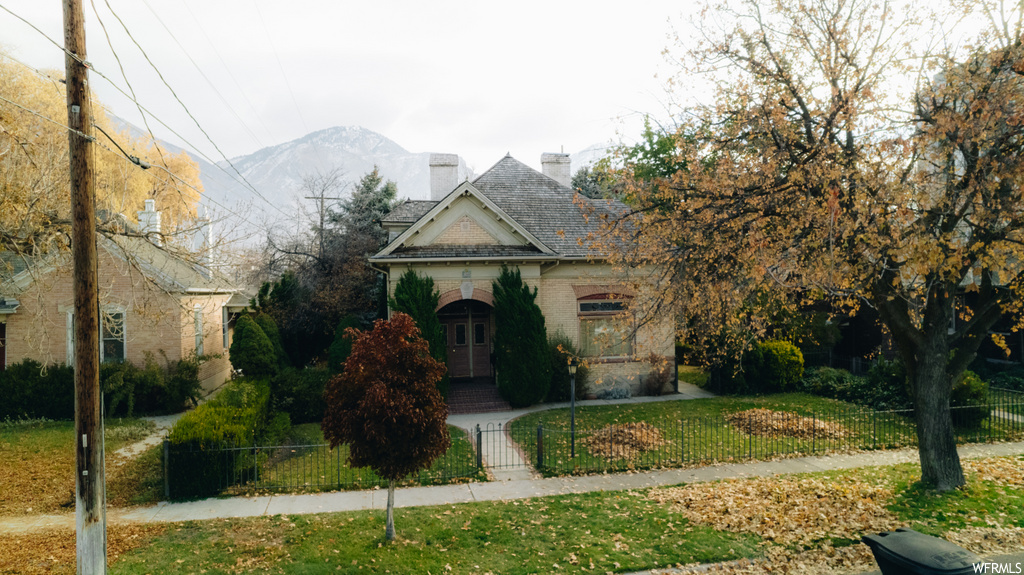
[{"x1": 568, "y1": 357, "x2": 578, "y2": 458}]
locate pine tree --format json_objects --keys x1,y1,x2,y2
[
  {"x1": 492, "y1": 265, "x2": 550, "y2": 407},
  {"x1": 389, "y1": 270, "x2": 449, "y2": 398}
]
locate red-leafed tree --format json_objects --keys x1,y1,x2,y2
[{"x1": 321, "y1": 312, "x2": 449, "y2": 541}]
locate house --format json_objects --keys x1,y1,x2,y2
[
  {"x1": 0, "y1": 200, "x2": 246, "y2": 391},
  {"x1": 369, "y1": 153, "x2": 675, "y2": 396}
]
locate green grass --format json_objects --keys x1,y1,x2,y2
[
  {"x1": 0, "y1": 418, "x2": 155, "y2": 514},
  {"x1": 509, "y1": 393, "x2": 918, "y2": 475},
  {"x1": 110, "y1": 489, "x2": 762, "y2": 574},
  {"x1": 227, "y1": 423, "x2": 486, "y2": 494},
  {"x1": 677, "y1": 365, "x2": 709, "y2": 387}
]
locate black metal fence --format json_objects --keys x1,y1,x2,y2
[
  {"x1": 164, "y1": 388, "x2": 1024, "y2": 498},
  {"x1": 163, "y1": 427, "x2": 483, "y2": 500},
  {"x1": 516, "y1": 387, "x2": 1024, "y2": 476}
]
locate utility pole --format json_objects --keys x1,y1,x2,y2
[{"x1": 64, "y1": 0, "x2": 106, "y2": 572}]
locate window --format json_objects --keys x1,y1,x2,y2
[
  {"x1": 222, "y1": 307, "x2": 229, "y2": 348},
  {"x1": 194, "y1": 306, "x2": 204, "y2": 356},
  {"x1": 579, "y1": 317, "x2": 632, "y2": 357},
  {"x1": 578, "y1": 299, "x2": 632, "y2": 358},
  {"x1": 455, "y1": 323, "x2": 467, "y2": 346},
  {"x1": 0, "y1": 322, "x2": 6, "y2": 371},
  {"x1": 66, "y1": 311, "x2": 74, "y2": 363},
  {"x1": 474, "y1": 323, "x2": 486, "y2": 345},
  {"x1": 101, "y1": 311, "x2": 125, "y2": 363}
]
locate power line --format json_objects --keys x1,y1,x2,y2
[
  {"x1": 175, "y1": 0, "x2": 275, "y2": 145},
  {"x1": 0, "y1": 2, "x2": 286, "y2": 218},
  {"x1": 140, "y1": 0, "x2": 267, "y2": 150},
  {"x1": 95, "y1": 0, "x2": 287, "y2": 217},
  {"x1": 0, "y1": 90, "x2": 267, "y2": 235}
]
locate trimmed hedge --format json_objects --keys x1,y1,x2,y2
[
  {"x1": 229, "y1": 315, "x2": 278, "y2": 379},
  {"x1": 166, "y1": 379, "x2": 278, "y2": 499},
  {"x1": 707, "y1": 339, "x2": 805, "y2": 395},
  {"x1": 0, "y1": 354, "x2": 202, "y2": 421}
]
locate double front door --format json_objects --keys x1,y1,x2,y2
[{"x1": 439, "y1": 300, "x2": 492, "y2": 380}]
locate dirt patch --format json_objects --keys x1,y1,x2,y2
[
  {"x1": 0, "y1": 524, "x2": 164, "y2": 574},
  {"x1": 581, "y1": 422, "x2": 666, "y2": 460},
  {"x1": 648, "y1": 474, "x2": 899, "y2": 546},
  {"x1": 726, "y1": 408, "x2": 850, "y2": 440}
]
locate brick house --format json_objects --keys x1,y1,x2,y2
[
  {"x1": 0, "y1": 201, "x2": 246, "y2": 391},
  {"x1": 369, "y1": 153, "x2": 675, "y2": 396}
]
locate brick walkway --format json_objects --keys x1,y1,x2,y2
[{"x1": 447, "y1": 378, "x2": 511, "y2": 414}]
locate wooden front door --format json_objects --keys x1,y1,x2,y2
[{"x1": 439, "y1": 300, "x2": 492, "y2": 380}]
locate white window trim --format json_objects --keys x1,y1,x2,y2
[
  {"x1": 221, "y1": 306, "x2": 229, "y2": 349},
  {"x1": 194, "y1": 305, "x2": 204, "y2": 356},
  {"x1": 66, "y1": 310, "x2": 75, "y2": 364}
]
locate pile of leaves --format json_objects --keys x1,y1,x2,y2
[
  {"x1": 582, "y1": 422, "x2": 666, "y2": 460},
  {"x1": 648, "y1": 474, "x2": 898, "y2": 546},
  {"x1": 946, "y1": 527, "x2": 1024, "y2": 556},
  {"x1": 0, "y1": 524, "x2": 164, "y2": 574},
  {"x1": 726, "y1": 408, "x2": 849, "y2": 440}
]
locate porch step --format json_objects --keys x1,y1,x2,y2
[{"x1": 448, "y1": 381, "x2": 511, "y2": 415}]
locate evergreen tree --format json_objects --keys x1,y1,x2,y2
[
  {"x1": 492, "y1": 265, "x2": 550, "y2": 407},
  {"x1": 254, "y1": 313, "x2": 289, "y2": 368},
  {"x1": 333, "y1": 165, "x2": 397, "y2": 246},
  {"x1": 327, "y1": 315, "x2": 362, "y2": 373},
  {"x1": 389, "y1": 270, "x2": 449, "y2": 398},
  {"x1": 229, "y1": 315, "x2": 277, "y2": 379}
]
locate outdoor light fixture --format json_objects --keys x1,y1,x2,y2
[{"x1": 568, "y1": 357, "x2": 578, "y2": 458}]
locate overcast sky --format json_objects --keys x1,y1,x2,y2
[{"x1": 1, "y1": 1, "x2": 697, "y2": 173}]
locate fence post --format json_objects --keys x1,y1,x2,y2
[
  {"x1": 476, "y1": 424, "x2": 483, "y2": 470},
  {"x1": 163, "y1": 438, "x2": 170, "y2": 500},
  {"x1": 537, "y1": 423, "x2": 544, "y2": 469}
]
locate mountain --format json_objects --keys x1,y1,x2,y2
[{"x1": 199, "y1": 126, "x2": 472, "y2": 228}]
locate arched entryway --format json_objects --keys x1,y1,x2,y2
[{"x1": 437, "y1": 298, "x2": 493, "y2": 381}]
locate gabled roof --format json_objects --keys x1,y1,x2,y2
[
  {"x1": 372, "y1": 154, "x2": 626, "y2": 262},
  {"x1": 0, "y1": 234, "x2": 237, "y2": 297},
  {"x1": 374, "y1": 177, "x2": 556, "y2": 259}
]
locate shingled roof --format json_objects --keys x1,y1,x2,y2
[{"x1": 376, "y1": 155, "x2": 625, "y2": 261}]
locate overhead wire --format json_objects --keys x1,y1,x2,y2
[
  {"x1": 0, "y1": 1, "x2": 286, "y2": 218},
  {"x1": 141, "y1": 0, "x2": 267, "y2": 150},
  {"x1": 94, "y1": 0, "x2": 288, "y2": 217},
  {"x1": 175, "y1": 0, "x2": 275, "y2": 144},
  {"x1": 0, "y1": 89, "x2": 267, "y2": 236}
]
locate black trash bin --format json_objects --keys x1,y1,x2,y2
[{"x1": 862, "y1": 528, "x2": 981, "y2": 575}]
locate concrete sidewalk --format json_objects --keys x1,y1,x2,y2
[{"x1": 5, "y1": 438, "x2": 1022, "y2": 535}]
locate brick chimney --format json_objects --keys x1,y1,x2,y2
[
  {"x1": 541, "y1": 152, "x2": 571, "y2": 188},
  {"x1": 137, "y1": 199, "x2": 162, "y2": 245},
  {"x1": 429, "y1": 153, "x2": 460, "y2": 201}
]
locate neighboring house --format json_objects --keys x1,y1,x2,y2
[
  {"x1": 370, "y1": 153, "x2": 675, "y2": 396},
  {"x1": 0, "y1": 200, "x2": 246, "y2": 391}
]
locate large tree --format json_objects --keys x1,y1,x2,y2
[
  {"x1": 321, "y1": 313, "x2": 449, "y2": 541},
  {"x1": 609, "y1": 0, "x2": 1024, "y2": 490}
]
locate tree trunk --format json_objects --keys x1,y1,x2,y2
[
  {"x1": 912, "y1": 347, "x2": 965, "y2": 491},
  {"x1": 385, "y1": 479, "x2": 396, "y2": 541}
]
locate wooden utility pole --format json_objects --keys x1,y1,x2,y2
[{"x1": 63, "y1": 0, "x2": 107, "y2": 572}]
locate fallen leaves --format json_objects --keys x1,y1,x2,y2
[
  {"x1": 726, "y1": 409, "x2": 849, "y2": 440},
  {"x1": 581, "y1": 422, "x2": 666, "y2": 460},
  {"x1": 965, "y1": 456, "x2": 1024, "y2": 487},
  {"x1": 648, "y1": 474, "x2": 898, "y2": 545},
  {"x1": 0, "y1": 523, "x2": 165, "y2": 574}
]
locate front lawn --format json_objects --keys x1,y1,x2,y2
[
  {"x1": 225, "y1": 423, "x2": 486, "y2": 495},
  {"x1": 109, "y1": 490, "x2": 761, "y2": 574},
  {"x1": 65, "y1": 453, "x2": 1024, "y2": 574},
  {"x1": 0, "y1": 418, "x2": 155, "y2": 515}
]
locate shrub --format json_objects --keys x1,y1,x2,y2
[
  {"x1": 759, "y1": 340, "x2": 804, "y2": 392},
  {"x1": 986, "y1": 369, "x2": 1024, "y2": 392},
  {"x1": 229, "y1": 315, "x2": 277, "y2": 379},
  {"x1": 327, "y1": 315, "x2": 361, "y2": 374},
  {"x1": 864, "y1": 358, "x2": 913, "y2": 410},
  {"x1": 951, "y1": 371, "x2": 989, "y2": 428},
  {"x1": 254, "y1": 314, "x2": 290, "y2": 368},
  {"x1": 167, "y1": 379, "x2": 275, "y2": 499},
  {"x1": 492, "y1": 265, "x2": 550, "y2": 407},
  {"x1": 643, "y1": 353, "x2": 674, "y2": 396},
  {"x1": 545, "y1": 332, "x2": 589, "y2": 402},
  {"x1": 271, "y1": 366, "x2": 329, "y2": 424}
]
